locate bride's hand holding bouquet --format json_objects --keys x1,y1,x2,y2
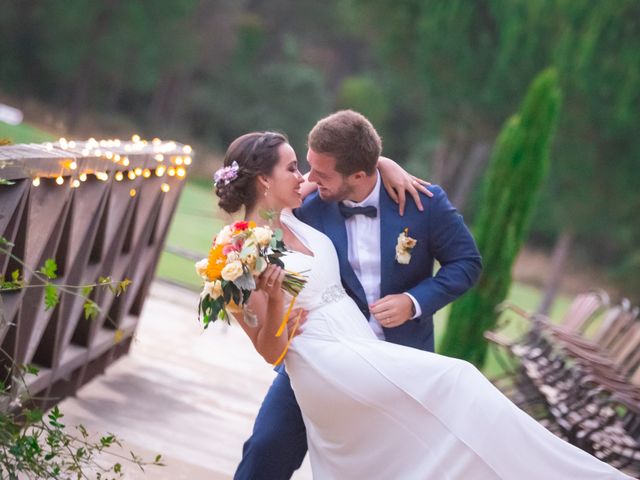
[{"x1": 195, "y1": 220, "x2": 307, "y2": 343}]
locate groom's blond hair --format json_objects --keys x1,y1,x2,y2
[{"x1": 308, "y1": 110, "x2": 381, "y2": 176}]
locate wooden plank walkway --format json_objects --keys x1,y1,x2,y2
[{"x1": 58, "y1": 281, "x2": 312, "y2": 479}]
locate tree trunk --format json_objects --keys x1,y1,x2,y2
[
  {"x1": 537, "y1": 230, "x2": 574, "y2": 316},
  {"x1": 450, "y1": 141, "x2": 491, "y2": 212}
]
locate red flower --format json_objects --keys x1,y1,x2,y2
[{"x1": 232, "y1": 221, "x2": 250, "y2": 232}]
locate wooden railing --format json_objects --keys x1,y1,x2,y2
[{"x1": 0, "y1": 138, "x2": 191, "y2": 409}]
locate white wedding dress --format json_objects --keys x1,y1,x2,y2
[{"x1": 279, "y1": 210, "x2": 632, "y2": 480}]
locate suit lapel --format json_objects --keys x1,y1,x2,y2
[
  {"x1": 379, "y1": 187, "x2": 406, "y2": 297},
  {"x1": 322, "y1": 203, "x2": 368, "y2": 308}
]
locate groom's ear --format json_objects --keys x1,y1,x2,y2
[{"x1": 350, "y1": 171, "x2": 368, "y2": 183}]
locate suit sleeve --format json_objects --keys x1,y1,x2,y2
[{"x1": 406, "y1": 187, "x2": 482, "y2": 317}]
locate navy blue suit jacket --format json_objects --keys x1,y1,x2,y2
[{"x1": 294, "y1": 184, "x2": 482, "y2": 352}]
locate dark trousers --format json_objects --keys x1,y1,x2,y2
[{"x1": 234, "y1": 372, "x2": 308, "y2": 480}]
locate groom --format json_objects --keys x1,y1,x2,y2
[{"x1": 235, "y1": 110, "x2": 482, "y2": 479}]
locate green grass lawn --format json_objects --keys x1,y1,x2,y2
[
  {"x1": 156, "y1": 179, "x2": 225, "y2": 289},
  {"x1": 0, "y1": 121, "x2": 55, "y2": 143}
]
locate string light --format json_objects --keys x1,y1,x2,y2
[{"x1": 18, "y1": 138, "x2": 191, "y2": 193}]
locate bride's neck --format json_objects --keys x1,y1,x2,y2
[{"x1": 244, "y1": 203, "x2": 283, "y2": 229}]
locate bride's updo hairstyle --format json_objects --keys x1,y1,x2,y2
[{"x1": 215, "y1": 132, "x2": 288, "y2": 214}]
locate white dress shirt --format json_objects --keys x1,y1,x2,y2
[{"x1": 342, "y1": 172, "x2": 421, "y2": 340}]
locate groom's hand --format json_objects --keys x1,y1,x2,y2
[
  {"x1": 370, "y1": 294, "x2": 414, "y2": 328},
  {"x1": 289, "y1": 308, "x2": 308, "y2": 336}
]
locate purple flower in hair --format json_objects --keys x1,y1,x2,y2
[{"x1": 214, "y1": 161, "x2": 240, "y2": 186}]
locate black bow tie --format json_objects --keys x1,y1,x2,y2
[{"x1": 338, "y1": 203, "x2": 378, "y2": 219}]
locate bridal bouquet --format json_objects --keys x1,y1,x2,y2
[{"x1": 195, "y1": 220, "x2": 307, "y2": 328}]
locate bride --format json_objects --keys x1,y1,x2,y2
[{"x1": 214, "y1": 131, "x2": 632, "y2": 479}]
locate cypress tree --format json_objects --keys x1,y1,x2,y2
[{"x1": 439, "y1": 69, "x2": 562, "y2": 367}]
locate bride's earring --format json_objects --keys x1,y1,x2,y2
[{"x1": 264, "y1": 183, "x2": 270, "y2": 197}]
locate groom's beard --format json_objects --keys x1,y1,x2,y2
[{"x1": 318, "y1": 181, "x2": 354, "y2": 203}]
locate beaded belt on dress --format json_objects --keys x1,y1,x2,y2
[{"x1": 321, "y1": 284, "x2": 347, "y2": 305}]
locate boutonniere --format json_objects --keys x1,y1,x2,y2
[{"x1": 395, "y1": 228, "x2": 417, "y2": 264}]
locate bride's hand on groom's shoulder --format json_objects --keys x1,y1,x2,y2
[{"x1": 378, "y1": 156, "x2": 432, "y2": 216}]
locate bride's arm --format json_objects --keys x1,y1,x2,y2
[
  {"x1": 233, "y1": 265, "x2": 291, "y2": 364},
  {"x1": 378, "y1": 156, "x2": 432, "y2": 216}
]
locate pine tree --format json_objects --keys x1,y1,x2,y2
[{"x1": 439, "y1": 69, "x2": 562, "y2": 367}]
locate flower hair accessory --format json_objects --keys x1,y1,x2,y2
[
  {"x1": 395, "y1": 228, "x2": 417, "y2": 264},
  {"x1": 214, "y1": 161, "x2": 240, "y2": 186}
]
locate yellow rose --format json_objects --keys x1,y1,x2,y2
[
  {"x1": 252, "y1": 226, "x2": 273, "y2": 247},
  {"x1": 195, "y1": 258, "x2": 209, "y2": 279},
  {"x1": 221, "y1": 260, "x2": 244, "y2": 281},
  {"x1": 243, "y1": 253, "x2": 257, "y2": 271},
  {"x1": 203, "y1": 280, "x2": 223, "y2": 299}
]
